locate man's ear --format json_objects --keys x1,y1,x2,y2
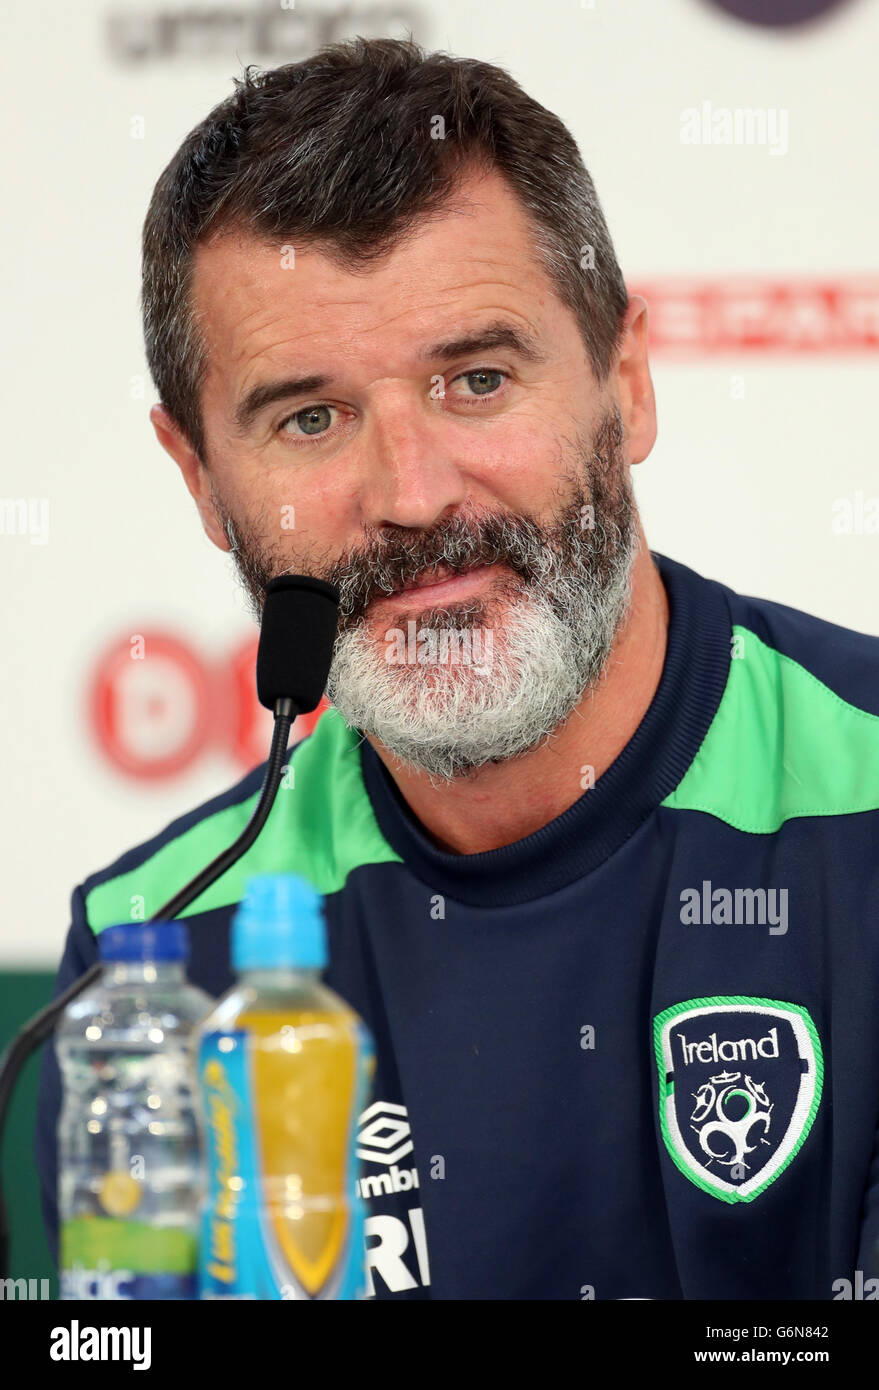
[
  {"x1": 614, "y1": 296, "x2": 657, "y2": 467},
  {"x1": 149, "y1": 403, "x2": 231, "y2": 553}
]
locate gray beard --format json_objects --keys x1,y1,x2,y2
[{"x1": 216, "y1": 407, "x2": 639, "y2": 783}]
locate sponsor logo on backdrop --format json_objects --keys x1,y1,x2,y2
[
  {"x1": 703, "y1": 0, "x2": 850, "y2": 26},
  {"x1": 89, "y1": 631, "x2": 327, "y2": 778},
  {"x1": 106, "y1": 3, "x2": 426, "y2": 64},
  {"x1": 654, "y1": 997, "x2": 823, "y2": 1203},
  {"x1": 629, "y1": 278, "x2": 879, "y2": 353}
]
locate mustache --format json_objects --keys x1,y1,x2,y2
[{"x1": 322, "y1": 510, "x2": 556, "y2": 628}]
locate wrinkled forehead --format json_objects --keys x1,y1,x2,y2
[{"x1": 188, "y1": 167, "x2": 559, "y2": 377}]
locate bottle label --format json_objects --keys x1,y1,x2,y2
[
  {"x1": 198, "y1": 1027, "x2": 374, "y2": 1300},
  {"x1": 60, "y1": 1217, "x2": 197, "y2": 1300}
]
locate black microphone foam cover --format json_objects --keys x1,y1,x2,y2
[{"x1": 256, "y1": 575, "x2": 340, "y2": 713}]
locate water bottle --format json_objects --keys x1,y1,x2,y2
[
  {"x1": 56, "y1": 920, "x2": 212, "y2": 1299},
  {"x1": 197, "y1": 874, "x2": 375, "y2": 1299}
]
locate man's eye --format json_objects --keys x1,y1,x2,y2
[
  {"x1": 280, "y1": 404, "x2": 335, "y2": 437},
  {"x1": 277, "y1": 373, "x2": 506, "y2": 439},
  {"x1": 454, "y1": 369, "x2": 506, "y2": 397}
]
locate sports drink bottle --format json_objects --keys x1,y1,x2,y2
[{"x1": 197, "y1": 873, "x2": 375, "y2": 1299}]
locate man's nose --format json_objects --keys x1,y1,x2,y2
[{"x1": 358, "y1": 391, "x2": 469, "y2": 531}]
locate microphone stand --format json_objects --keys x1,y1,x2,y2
[{"x1": 0, "y1": 696, "x2": 296, "y2": 1279}]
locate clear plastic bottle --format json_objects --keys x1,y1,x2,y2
[
  {"x1": 56, "y1": 920, "x2": 212, "y2": 1299},
  {"x1": 197, "y1": 874, "x2": 375, "y2": 1300}
]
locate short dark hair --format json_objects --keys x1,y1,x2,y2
[{"x1": 141, "y1": 35, "x2": 629, "y2": 461}]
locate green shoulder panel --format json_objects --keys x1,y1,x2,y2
[
  {"x1": 661, "y1": 625, "x2": 879, "y2": 833},
  {"x1": 84, "y1": 709, "x2": 402, "y2": 934}
]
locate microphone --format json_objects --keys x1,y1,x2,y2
[
  {"x1": 0, "y1": 574, "x2": 340, "y2": 1277},
  {"x1": 256, "y1": 574, "x2": 341, "y2": 713}
]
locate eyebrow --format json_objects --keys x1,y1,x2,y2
[
  {"x1": 233, "y1": 319, "x2": 547, "y2": 434},
  {"x1": 417, "y1": 319, "x2": 547, "y2": 366}
]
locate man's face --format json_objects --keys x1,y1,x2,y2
[{"x1": 172, "y1": 166, "x2": 648, "y2": 779}]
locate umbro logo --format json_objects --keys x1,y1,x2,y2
[{"x1": 356, "y1": 1100, "x2": 414, "y2": 1166}]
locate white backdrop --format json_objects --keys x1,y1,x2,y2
[{"x1": 1, "y1": 0, "x2": 877, "y2": 965}]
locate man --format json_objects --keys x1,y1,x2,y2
[{"x1": 37, "y1": 36, "x2": 879, "y2": 1300}]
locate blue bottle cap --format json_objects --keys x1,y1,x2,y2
[
  {"x1": 98, "y1": 921, "x2": 188, "y2": 963},
  {"x1": 232, "y1": 874, "x2": 327, "y2": 971}
]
